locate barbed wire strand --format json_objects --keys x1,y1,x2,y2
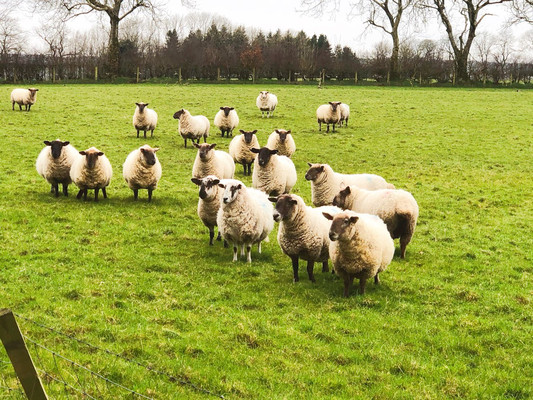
[
  {"x1": 36, "y1": 366, "x2": 98, "y2": 400},
  {"x1": 14, "y1": 313, "x2": 225, "y2": 399},
  {"x1": 31, "y1": 339, "x2": 72, "y2": 399}
]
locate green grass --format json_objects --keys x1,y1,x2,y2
[{"x1": 1, "y1": 84, "x2": 532, "y2": 399}]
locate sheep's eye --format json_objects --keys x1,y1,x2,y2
[{"x1": 344, "y1": 218, "x2": 350, "y2": 224}]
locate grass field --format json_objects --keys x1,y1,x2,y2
[{"x1": 1, "y1": 84, "x2": 532, "y2": 399}]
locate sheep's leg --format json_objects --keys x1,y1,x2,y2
[
  {"x1": 143, "y1": 130, "x2": 147, "y2": 139},
  {"x1": 102, "y1": 187, "x2": 108, "y2": 198},
  {"x1": 63, "y1": 183, "x2": 68, "y2": 197},
  {"x1": 197, "y1": 138, "x2": 200, "y2": 144},
  {"x1": 358, "y1": 277, "x2": 367, "y2": 295},
  {"x1": 27, "y1": 104, "x2": 31, "y2": 111},
  {"x1": 184, "y1": 138, "x2": 187, "y2": 148},
  {"x1": 76, "y1": 189, "x2": 84, "y2": 199},
  {"x1": 209, "y1": 228, "x2": 215, "y2": 246},
  {"x1": 326, "y1": 124, "x2": 330, "y2": 133},
  {"x1": 322, "y1": 261, "x2": 329, "y2": 273},
  {"x1": 12, "y1": 101, "x2": 14, "y2": 110},
  {"x1": 318, "y1": 120, "x2": 321, "y2": 131},
  {"x1": 216, "y1": 231, "x2": 222, "y2": 241},
  {"x1": 52, "y1": 183, "x2": 59, "y2": 197},
  {"x1": 291, "y1": 255, "x2": 299, "y2": 282},
  {"x1": 306, "y1": 261, "x2": 316, "y2": 283},
  {"x1": 374, "y1": 273, "x2": 380, "y2": 285},
  {"x1": 242, "y1": 164, "x2": 247, "y2": 175},
  {"x1": 133, "y1": 189, "x2": 138, "y2": 200},
  {"x1": 246, "y1": 245, "x2": 252, "y2": 263},
  {"x1": 345, "y1": 118, "x2": 348, "y2": 127},
  {"x1": 83, "y1": 189, "x2": 88, "y2": 201},
  {"x1": 18, "y1": 104, "x2": 22, "y2": 111},
  {"x1": 223, "y1": 240, "x2": 229, "y2": 248},
  {"x1": 232, "y1": 246, "x2": 238, "y2": 262},
  {"x1": 137, "y1": 129, "x2": 140, "y2": 138},
  {"x1": 257, "y1": 242, "x2": 262, "y2": 254},
  {"x1": 203, "y1": 135, "x2": 207, "y2": 143},
  {"x1": 150, "y1": 129, "x2": 154, "y2": 138},
  {"x1": 332, "y1": 123, "x2": 336, "y2": 133},
  {"x1": 94, "y1": 188, "x2": 99, "y2": 202},
  {"x1": 343, "y1": 275, "x2": 355, "y2": 297},
  {"x1": 148, "y1": 188, "x2": 153, "y2": 202},
  {"x1": 240, "y1": 245, "x2": 245, "y2": 258},
  {"x1": 400, "y1": 235, "x2": 411, "y2": 259}
]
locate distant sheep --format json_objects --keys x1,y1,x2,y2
[
  {"x1": 333, "y1": 185, "x2": 419, "y2": 258},
  {"x1": 214, "y1": 106, "x2": 239, "y2": 137},
  {"x1": 266, "y1": 129, "x2": 296, "y2": 158},
  {"x1": 316, "y1": 102, "x2": 341, "y2": 132},
  {"x1": 133, "y1": 102, "x2": 158, "y2": 138},
  {"x1": 123, "y1": 144, "x2": 162, "y2": 201},
  {"x1": 256, "y1": 91, "x2": 278, "y2": 118},
  {"x1": 70, "y1": 147, "x2": 113, "y2": 201},
  {"x1": 228, "y1": 129, "x2": 260, "y2": 176},
  {"x1": 324, "y1": 211, "x2": 394, "y2": 297},
  {"x1": 173, "y1": 109, "x2": 210, "y2": 148},
  {"x1": 339, "y1": 103, "x2": 350, "y2": 127},
  {"x1": 305, "y1": 163, "x2": 395, "y2": 207},
  {"x1": 191, "y1": 175, "x2": 227, "y2": 246},
  {"x1": 192, "y1": 143, "x2": 235, "y2": 180},
  {"x1": 251, "y1": 147, "x2": 297, "y2": 196},
  {"x1": 36, "y1": 139, "x2": 80, "y2": 197},
  {"x1": 11, "y1": 88, "x2": 38, "y2": 111}
]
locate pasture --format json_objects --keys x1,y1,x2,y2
[{"x1": 0, "y1": 84, "x2": 532, "y2": 399}]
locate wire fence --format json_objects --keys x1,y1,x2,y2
[{"x1": 1, "y1": 313, "x2": 225, "y2": 399}]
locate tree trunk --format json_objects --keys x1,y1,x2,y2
[
  {"x1": 107, "y1": 16, "x2": 120, "y2": 77},
  {"x1": 455, "y1": 51, "x2": 470, "y2": 83},
  {"x1": 389, "y1": 31, "x2": 400, "y2": 81}
]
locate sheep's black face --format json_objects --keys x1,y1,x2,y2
[
  {"x1": 29, "y1": 88, "x2": 38, "y2": 97},
  {"x1": 173, "y1": 109, "x2": 184, "y2": 119},
  {"x1": 195, "y1": 143, "x2": 216, "y2": 160},
  {"x1": 141, "y1": 148, "x2": 156, "y2": 166},
  {"x1": 45, "y1": 140, "x2": 69, "y2": 159},
  {"x1": 272, "y1": 194, "x2": 298, "y2": 222},
  {"x1": 220, "y1": 183, "x2": 242, "y2": 204},
  {"x1": 259, "y1": 91, "x2": 269, "y2": 100},
  {"x1": 251, "y1": 147, "x2": 278, "y2": 167},
  {"x1": 328, "y1": 213, "x2": 359, "y2": 241},
  {"x1": 329, "y1": 102, "x2": 341, "y2": 112},
  {"x1": 193, "y1": 177, "x2": 220, "y2": 200},
  {"x1": 276, "y1": 130, "x2": 290, "y2": 142},
  {"x1": 332, "y1": 186, "x2": 351, "y2": 209},
  {"x1": 136, "y1": 102, "x2": 148, "y2": 112},
  {"x1": 220, "y1": 106, "x2": 233, "y2": 117},
  {"x1": 305, "y1": 164, "x2": 325, "y2": 181},
  {"x1": 80, "y1": 150, "x2": 103, "y2": 169},
  {"x1": 241, "y1": 130, "x2": 257, "y2": 144}
]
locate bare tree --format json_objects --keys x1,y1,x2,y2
[
  {"x1": 492, "y1": 33, "x2": 513, "y2": 82},
  {"x1": 474, "y1": 32, "x2": 494, "y2": 83},
  {"x1": 0, "y1": 10, "x2": 23, "y2": 81},
  {"x1": 511, "y1": 0, "x2": 533, "y2": 23}
]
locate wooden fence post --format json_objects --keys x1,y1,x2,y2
[
  {"x1": 178, "y1": 67, "x2": 182, "y2": 84},
  {"x1": 95, "y1": 66, "x2": 98, "y2": 81},
  {"x1": 354, "y1": 71, "x2": 358, "y2": 84},
  {"x1": 52, "y1": 67, "x2": 56, "y2": 84},
  {"x1": 136, "y1": 66, "x2": 140, "y2": 83},
  {"x1": 387, "y1": 71, "x2": 390, "y2": 84},
  {"x1": 0, "y1": 309, "x2": 48, "y2": 400},
  {"x1": 252, "y1": 67, "x2": 256, "y2": 84},
  {"x1": 217, "y1": 67, "x2": 220, "y2": 81}
]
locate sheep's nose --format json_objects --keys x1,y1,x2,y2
[
  {"x1": 223, "y1": 198, "x2": 229, "y2": 204},
  {"x1": 304, "y1": 174, "x2": 311, "y2": 180},
  {"x1": 329, "y1": 233, "x2": 338, "y2": 241},
  {"x1": 273, "y1": 211, "x2": 281, "y2": 222}
]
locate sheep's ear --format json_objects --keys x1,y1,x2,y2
[
  {"x1": 140, "y1": 148, "x2": 146, "y2": 153},
  {"x1": 343, "y1": 186, "x2": 351, "y2": 194},
  {"x1": 252, "y1": 130, "x2": 257, "y2": 134},
  {"x1": 220, "y1": 107, "x2": 224, "y2": 110},
  {"x1": 289, "y1": 199, "x2": 298, "y2": 205},
  {"x1": 209, "y1": 143, "x2": 217, "y2": 150},
  {"x1": 97, "y1": 152, "x2": 104, "y2": 156},
  {"x1": 318, "y1": 165, "x2": 325, "y2": 172},
  {"x1": 135, "y1": 102, "x2": 140, "y2": 106},
  {"x1": 275, "y1": 129, "x2": 280, "y2": 133},
  {"x1": 307, "y1": 162, "x2": 313, "y2": 167},
  {"x1": 44, "y1": 141, "x2": 51, "y2": 146},
  {"x1": 153, "y1": 147, "x2": 160, "y2": 152},
  {"x1": 230, "y1": 107, "x2": 234, "y2": 110},
  {"x1": 250, "y1": 148, "x2": 260, "y2": 153},
  {"x1": 62, "y1": 141, "x2": 70, "y2": 146},
  {"x1": 322, "y1": 212, "x2": 334, "y2": 221},
  {"x1": 193, "y1": 142, "x2": 200, "y2": 148},
  {"x1": 191, "y1": 178, "x2": 202, "y2": 186},
  {"x1": 79, "y1": 151, "x2": 86, "y2": 155},
  {"x1": 239, "y1": 129, "x2": 245, "y2": 134},
  {"x1": 286, "y1": 130, "x2": 291, "y2": 134},
  {"x1": 349, "y1": 216, "x2": 359, "y2": 224},
  {"x1": 268, "y1": 196, "x2": 278, "y2": 203},
  {"x1": 212, "y1": 179, "x2": 220, "y2": 185},
  {"x1": 218, "y1": 183, "x2": 225, "y2": 188},
  {"x1": 236, "y1": 184, "x2": 242, "y2": 190},
  {"x1": 270, "y1": 149, "x2": 279, "y2": 155}
]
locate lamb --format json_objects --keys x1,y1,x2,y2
[
  {"x1": 305, "y1": 163, "x2": 395, "y2": 207},
  {"x1": 339, "y1": 103, "x2": 350, "y2": 127},
  {"x1": 70, "y1": 147, "x2": 113, "y2": 201},
  {"x1": 11, "y1": 88, "x2": 38, "y2": 111},
  {"x1": 191, "y1": 175, "x2": 227, "y2": 247},
  {"x1": 228, "y1": 129, "x2": 260, "y2": 176},
  {"x1": 256, "y1": 91, "x2": 278, "y2": 118},
  {"x1": 270, "y1": 193, "x2": 342, "y2": 283},
  {"x1": 216, "y1": 179, "x2": 274, "y2": 263},
  {"x1": 214, "y1": 106, "x2": 239, "y2": 137},
  {"x1": 251, "y1": 147, "x2": 297, "y2": 196},
  {"x1": 173, "y1": 109, "x2": 210, "y2": 148},
  {"x1": 316, "y1": 102, "x2": 342, "y2": 132},
  {"x1": 332, "y1": 185, "x2": 419, "y2": 259},
  {"x1": 323, "y1": 211, "x2": 394, "y2": 297},
  {"x1": 192, "y1": 143, "x2": 235, "y2": 180},
  {"x1": 122, "y1": 144, "x2": 162, "y2": 201},
  {"x1": 35, "y1": 139, "x2": 80, "y2": 197},
  {"x1": 266, "y1": 129, "x2": 296, "y2": 158},
  {"x1": 133, "y1": 102, "x2": 158, "y2": 138}
]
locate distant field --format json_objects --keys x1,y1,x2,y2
[{"x1": 0, "y1": 84, "x2": 532, "y2": 399}]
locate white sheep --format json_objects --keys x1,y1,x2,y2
[
  {"x1": 173, "y1": 108, "x2": 210, "y2": 148},
  {"x1": 192, "y1": 143, "x2": 235, "y2": 180},
  {"x1": 316, "y1": 102, "x2": 341, "y2": 132},
  {"x1": 256, "y1": 91, "x2": 278, "y2": 118},
  {"x1": 332, "y1": 185, "x2": 419, "y2": 259},
  {"x1": 11, "y1": 88, "x2": 38, "y2": 111},
  {"x1": 270, "y1": 193, "x2": 342, "y2": 282},
  {"x1": 339, "y1": 103, "x2": 350, "y2": 127},
  {"x1": 216, "y1": 179, "x2": 274, "y2": 263},
  {"x1": 133, "y1": 102, "x2": 158, "y2": 138},
  {"x1": 70, "y1": 147, "x2": 113, "y2": 201},
  {"x1": 35, "y1": 139, "x2": 80, "y2": 197},
  {"x1": 251, "y1": 147, "x2": 297, "y2": 196},
  {"x1": 214, "y1": 106, "x2": 239, "y2": 137},
  {"x1": 228, "y1": 129, "x2": 260, "y2": 176},
  {"x1": 266, "y1": 129, "x2": 296, "y2": 158},
  {"x1": 305, "y1": 163, "x2": 395, "y2": 207},
  {"x1": 122, "y1": 144, "x2": 162, "y2": 201},
  {"x1": 191, "y1": 175, "x2": 227, "y2": 247},
  {"x1": 323, "y1": 210, "x2": 394, "y2": 297}
]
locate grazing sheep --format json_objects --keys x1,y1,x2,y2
[
  {"x1": 173, "y1": 109, "x2": 210, "y2": 148},
  {"x1": 214, "y1": 106, "x2": 239, "y2": 137},
  {"x1": 191, "y1": 175, "x2": 227, "y2": 247},
  {"x1": 305, "y1": 163, "x2": 395, "y2": 207},
  {"x1": 70, "y1": 147, "x2": 113, "y2": 201},
  {"x1": 251, "y1": 147, "x2": 297, "y2": 196},
  {"x1": 323, "y1": 211, "x2": 394, "y2": 297},
  {"x1": 228, "y1": 129, "x2": 260, "y2": 176},
  {"x1": 270, "y1": 193, "x2": 342, "y2": 282},
  {"x1": 122, "y1": 144, "x2": 162, "y2": 201},
  {"x1": 133, "y1": 102, "x2": 158, "y2": 138},
  {"x1": 339, "y1": 103, "x2": 350, "y2": 127},
  {"x1": 266, "y1": 129, "x2": 296, "y2": 158},
  {"x1": 216, "y1": 179, "x2": 274, "y2": 263},
  {"x1": 256, "y1": 91, "x2": 278, "y2": 118},
  {"x1": 192, "y1": 143, "x2": 235, "y2": 180},
  {"x1": 11, "y1": 88, "x2": 38, "y2": 111},
  {"x1": 316, "y1": 102, "x2": 341, "y2": 132},
  {"x1": 332, "y1": 185, "x2": 419, "y2": 259},
  {"x1": 35, "y1": 139, "x2": 80, "y2": 197}
]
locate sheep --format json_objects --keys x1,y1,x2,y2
[
  {"x1": 35, "y1": 139, "x2": 80, "y2": 197},
  {"x1": 250, "y1": 147, "x2": 297, "y2": 196},
  {"x1": 173, "y1": 109, "x2": 210, "y2": 148},
  {"x1": 11, "y1": 88, "x2": 38, "y2": 111},
  {"x1": 192, "y1": 143, "x2": 235, "y2": 180},
  {"x1": 270, "y1": 193, "x2": 342, "y2": 283},
  {"x1": 266, "y1": 129, "x2": 296, "y2": 158},
  {"x1": 316, "y1": 102, "x2": 341, "y2": 132},
  {"x1": 305, "y1": 163, "x2": 395, "y2": 207},
  {"x1": 133, "y1": 102, "x2": 158, "y2": 138},
  {"x1": 339, "y1": 103, "x2": 350, "y2": 127},
  {"x1": 256, "y1": 91, "x2": 278, "y2": 118},
  {"x1": 70, "y1": 147, "x2": 113, "y2": 201},
  {"x1": 191, "y1": 175, "x2": 228, "y2": 247},
  {"x1": 228, "y1": 129, "x2": 260, "y2": 176},
  {"x1": 323, "y1": 210, "x2": 394, "y2": 297},
  {"x1": 214, "y1": 106, "x2": 239, "y2": 137},
  {"x1": 122, "y1": 144, "x2": 162, "y2": 202},
  {"x1": 216, "y1": 179, "x2": 274, "y2": 263},
  {"x1": 332, "y1": 185, "x2": 419, "y2": 259}
]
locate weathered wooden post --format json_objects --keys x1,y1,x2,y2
[
  {"x1": 0, "y1": 309, "x2": 48, "y2": 400},
  {"x1": 419, "y1": 72, "x2": 422, "y2": 85},
  {"x1": 52, "y1": 67, "x2": 56, "y2": 84},
  {"x1": 95, "y1": 66, "x2": 98, "y2": 81},
  {"x1": 288, "y1": 70, "x2": 291, "y2": 83},
  {"x1": 217, "y1": 67, "x2": 220, "y2": 81},
  {"x1": 178, "y1": 67, "x2": 182, "y2": 84},
  {"x1": 354, "y1": 71, "x2": 358, "y2": 84},
  {"x1": 136, "y1": 66, "x2": 140, "y2": 83},
  {"x1": 321, "y1": 69, "x2": 325, "y2": 86},
  {"x1": 252, "y1": 67, "x2": 256, "y2": 84},
  {"x1": 387, "y1": 71, "x2": 390, "y2": 84}
]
